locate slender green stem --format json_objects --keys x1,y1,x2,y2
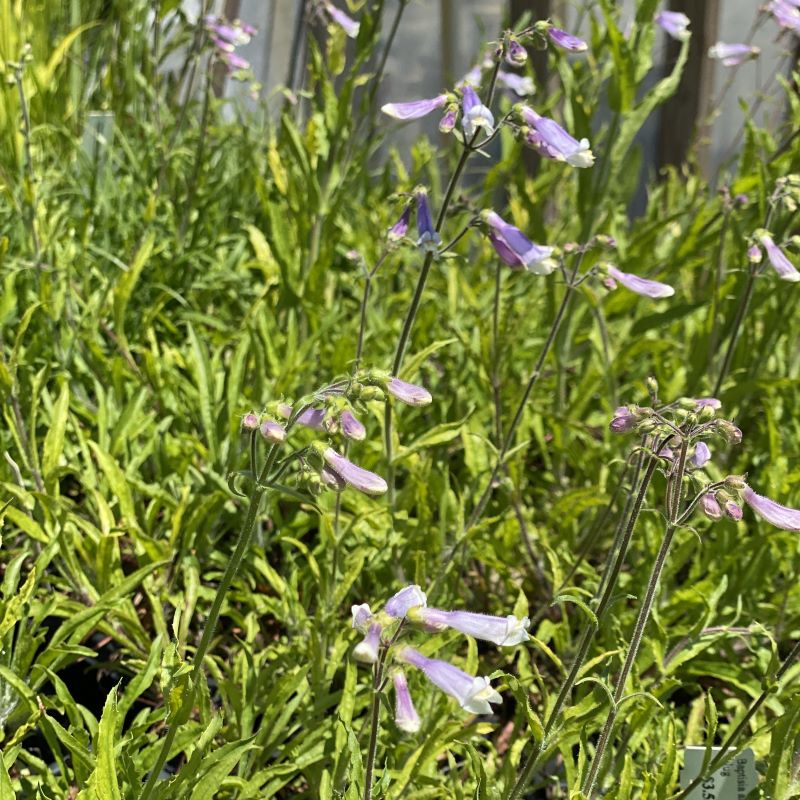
[
  {"x1": 363, "y1": 656, "x2": 385, "y2": 800},
  {"x1": 383, "y1": 61, "x2": 502, "y2": 503},
  {"x1": 180, "y1": 68, "x2": 213, "y2": 243},
  {"x1": 15, "y1": 68, "x2": 42, "y2": 269},
  {"x1": 672, "y1": 637, "x2": 800, "y2": 800},
  {"x1": 582, "y1": 440, "x2": 689, "y2": 797},
  {"x1": 491, "y1": 261, "x2": 504, "y2": 444},
  {"x1": 139, "y1": 449, "x2": 277, "y2": 800},
  {"x1": 504, "y1": 441, "x2": 665, "y2": 800},
  {"x1": 712, "y1": 268, "x2": 756, "y2": 398}
]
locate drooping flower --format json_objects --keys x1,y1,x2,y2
[
  {"x1": 708, "y1": 42, "x2": 760, "y2": 66},
  {"x1": 204, "y1": 15, "x2": 255, "y2": 48},
  {"x1": 340, "y1": 410, "x2": 366, "y2": 441},
  {"x1": 606, "y1": 265, "x2": 675, "y2": 299},
  {"x1": 381, "y1": 94, "x2": 448, "y2": 121},
  {"x1": 461, "y1": 85, "x2": 495, "y2": 139},
  {"x1": 388, "y1": 205, "x2": 411, "y2": 241},
  {"x1": 386, "y1": 377, "x2": 433, "y2": 407},
  {"x1": 690, "y1": 442, "x2": 711, "y2": 468},
  {"x1": 260, "y1": 418, "x2": 287, "y2": 443},
  {"x1": 397, "y1": 647, "x2": 503, "y2": 715},
  {"x1": 410, "y1": 607, "x2": 530, "y2": 647},
  {"x1": 296, "y1": 407, "x2": 326, "y2": 430},
  {"x1": 758, "y1": 233, "x2": 800, "y2": 282},
  {"x1": 415, "y1": 188, "x2": 441, "y2": 252},
  {"x1": 518, "y1": 106, "x2": 594, "y2": 168},
  {"x1": 609, "y1": 406, "x2": 638, "y2": 433},
  {"x1": 742, "y1": 486, "x2": 800, "y2": 531},
  {"x1": 322, "y1": 448, "x2": 388, "y2": 496},
  {"x1": 393, "y1": 670, "x2": 421, "y2": 732},
  {"x1": 655, "y1": 10, "x2": 691, "y2": 41},
  {"x1": 321, "y1": 466, "x2": 346, "y2": 491},
  {"x1": 323, "y1": 2, "x2": 360, "y2": 38},
  {"x1": 547, "y1": 26, "x2": 588, "y2": 52},
  {"x1": 483, "y1": 210, "x2": 555, "y2": 274},
  {"x1": 701, "y1": 494, "x2": 723, "y2": 520},
  {"x1": 385, "y1": 584, "x2": 427, "y2": 618},
  {"x1": 354, "y1": 623, "x2": 382, "y2": 663},
  {"x1": 506, "y1": 37, "x2": 528, "y2": 66},
  {"x1": 769, "y1": 0, "x2": 800, "y2": 32},
  {"x1": 496, "y1": 71, "x2": 535, "y2": 97}
]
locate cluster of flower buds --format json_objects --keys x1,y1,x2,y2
[
  {"x1": 241, "y1": 408, "x2": 287, "y2": 444},
  {"x1": 351, "y1": 585, "x2": 530, "y2": 732},
  {"x1": 702, "y1": 476, "x2": 800, "y2": 531},
  {"x1": 386, "y1": 188, "x2": 442, "y2": 252},
  {"x1": 767, "y1": 1, "x2": 800, "y2": 35},
  {"x1": 203, "y1": 15, "x2": 256, "y2": 73}
]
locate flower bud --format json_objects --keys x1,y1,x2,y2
[
  {"x1": 242, "y1": 412, "x2": 259, "y2": 430},
  {"x1": 260, "y1": 418, "x2": 287, "y2": 443},
  {"x1": 716, "y1": 420, "x2": 743, "y2": 445},
  {"x1": 724, "y1": 474, "x2": 747, "y2": 490},
  {"x1": 724, "y1": 500, "x2": 743, "y2": 521},
  {"x1": 701, "y1": 494, "x2": 723, "y2": 521}
]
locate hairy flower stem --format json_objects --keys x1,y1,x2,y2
[
  {"x1": 505, "y1": 444, "x2": 663, "y2": 800},
  {"x1": 581, "y1": 440, "x2": 689, "y2": 797},
  {"x1": 383, "y1": 61, "x2": 501, "y2": 503},
  {"x1": 673, "y1": 638, "x2": 800, "y2": 800},
  {"x1": 139, "y1": 450, "x2": 278, "y2": 800},
  {"x1": 363, "y1": 648, "x2": 389, "y2": 800},
  {"x1": 491, "y1": 261, "x2": 504, "y2": 444}
]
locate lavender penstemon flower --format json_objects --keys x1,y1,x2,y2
[
  {"x1": 769, "y1": 0, "x2": 800, "y2": 32},
  {"x1": 708, "y1": 42, "x2": 760, "y2": 66},
  {"x1": 392, "y1": 670, "x2": 421, "y2": 733},
  {"x1": 505, "y1": 37, "x2": 528, "y2": 66},
  {"x1": 340, "y1": 409, "x2": 366, "y2": 441},
  {"x1": 322, "y1": 1, "x2": 360, "y2": 38},
  {"x1": 547, "y1": 26, "x2": 588, "y2": 52},
  {"x1": 385, "y1": 584, "x2": 427, "y2": 618},
  {"x1": 415, "y1": 188, "x2": 441, "y2": 252},
  {"x1": 409, "y1": 606, "x2": 531, "y2": 646},
  {"x1": 260, "y1": 418, "x2": 287, "y2": 444},
  {"x1": 655, "y1": 10, "x2": 691, "y2": 41},
  {"x1": 381, "y1": 94, "x2": 449, "y2": 121},
  {"x1": 757, "y1": 232, "x2": 800, "y2": 282},
  {"x1": 461, "y1": 85, "x2": 494, "y2": 139},
  {"x1": 386, "y1": 377, "x2": 433, "y2": 406},
  {"x1": 439, "y1": 104, "x2": 458, "y2": 133},
  {"x1": 396, "y1": 647, "x2": 503, "y2": 714},
  {"x1": 482, "y1": 210, "x2": 555, "y2": 274},
  {"x1": 354, "y1": 623, "x2": 383, "y2": 663},
  {"x1": 604, "y1": 264, "x2": 675, "y2": 299},
  {"x1": 204, "y1": 15, "x2": 255, "y2": 72},
  {"x1": 387, "y1": 204, "x2": 411, "y2": 241},
  {"x1": 320, "y1": 447, "x2": 388, "y2": 496},
  {"x1": 742, "y1": 486, "x2": 800, "y2": 530},
  {"x1": 496, "y1": 71, "x2": 535, "y2": 97},
  {"x1": 517, "y1": 105, "x2": 595, "y2": 168}
]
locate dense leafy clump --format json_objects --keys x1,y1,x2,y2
[{"x1": 0, "y1": 1, "x2": 799, "y2": 798}]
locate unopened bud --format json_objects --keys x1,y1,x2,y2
[
  {"x1": 242, "y1": 412, "x2": 259, "y2": 430},
  {"x1": 717, "y1": 420, "x2": 743, "y2": 445},
  {"x1": 724, "y1": 474, "x2": 747, "y2": 490}
]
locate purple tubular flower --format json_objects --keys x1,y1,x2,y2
[
  {"x1": 519, "y1": 106, "x2": 594, "y2": 168},
  {"x1": 381, "y1": 94, "x2": 448, "y2": 121},
  {"x1": 690, "y1": 442, "x2": 711, "y2": 468},
  {"x1": 297, "y1": 407, "x2": 326, "y2": 429},
  {"x1": 386, "y1": 377, "x2": 432, "y2": 407},
  {"x1": 322, "y1": 448, "x2": 388, "y2": 496},
  {"x1": 324, "y1": 2, "x2": 360, "y2": 38},
  {"x1": 701, "y1": 494, "x2": 723, "y2": 521},
  {"x1": 385, "y1": 584, "x2": 427, "y2": 618},
  {"x1": 547, "y1": 26, "x2": 589, "y2": 52},
  {"x1": 397, "y1": 647, "x2": 502, "y2": 715},
  {"x1": 742, "y1": 486, "x2": 800, "y2": 531},
  {"x1": 484, "y1": 210, "x2": 555, "y2": 274},
  {"x1": 461, "y1": 85, "x2": 494, "y2": 138},
  {"x1": 606, "y1": 265, "x2": 675, "y2": 299},
  {"x1": 388, "y1": 205, "x2": 411, "y2": 241},
  {"x1": 769, "y1": 0, "x2": 800, "y2": 32},
  {"x1": 496, "y1": 71, "x2": 535, "y2": 97},
  {"x1": 748, "y1": 244, "x2": 762, "y2": 263},
  {"x1": 708, "y1": 43, "x2": 760, "y2": 66},
  {"x1": 340, "y1": 410, "x2": 366, "y2": 441},
  {"x1": 415, "y1": 188, "x2": 441, "y2": 252},
  {"x1": 353, "y1": 623, "x2": 382, "y2": 663},
  {"x1": 393, "y1": 670, "x2": 421, "y2": 733},
  {"x1": 412, "y1": 607, "x2": 530, "y2": 646},
  {"x1": 439, "y1": 106, "x2": 458, "y2": 133},
  {"x1": 655, "y1": 10, "x2": 691, "y2": 41},
  {"x1": 759, "y1": 233, "x2": 800, "y2": 282},
  {"x1": 260, "y1": 418, "x2": 287, "y2": 443},
  {"x1": 506, "y1": 38, "x2": 528, "y2": 65},
  {"x1": 276, "y1": 402, "x2": 293, "y2": 419}
]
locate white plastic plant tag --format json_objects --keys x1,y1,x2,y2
[{"x1": 680, "y1": 746, "x2": 757, "y2": 800}]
